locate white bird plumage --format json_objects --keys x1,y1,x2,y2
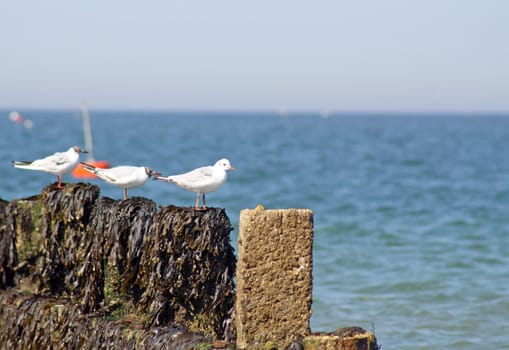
[
  {"x1": 12, "y1": 146, "x2": 87, "y2": 188},
  {"x1": 154, "y1": 158, "x2": 235, "y2": 210},
  {"x1": 80, "y1": 162, "x2": 161, "y2": 199}
]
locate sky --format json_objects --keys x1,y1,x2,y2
[{"x1": 1, "y1": 1, "x2": 509, "y2": 113}]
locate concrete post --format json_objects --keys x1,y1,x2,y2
[{"x1": 236, "y1": 206, "x2": 314, "y2": 349}]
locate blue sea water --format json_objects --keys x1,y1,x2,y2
[{"x1": 1, "y1": 110, "x2": 509, "y2": 349}]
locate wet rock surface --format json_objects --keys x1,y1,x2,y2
[{"x1": 0, "y1": 183, "x2": 236, "y2": 349}]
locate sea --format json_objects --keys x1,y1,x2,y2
[{"x1": 1, "y1": 110, "x2": 509, "y2": 349}]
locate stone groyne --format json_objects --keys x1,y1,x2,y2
[{"x1": 0, "y1": 183, "x2": 378, "y2": 349}]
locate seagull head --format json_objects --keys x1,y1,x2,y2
[
  {"x1": 216, "y1": 158, "x2": 235, "y2": 171},
  {"x1": 72, "y1": 146, "x2": 88, "y2": 153}
]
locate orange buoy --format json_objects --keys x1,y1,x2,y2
[{"x1": 72, "y1": 160, "x2": 110, "y2": 179}]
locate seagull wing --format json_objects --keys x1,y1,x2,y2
[
  {"x1": 29, "y1": 151, "x2": 69, "y2": 172},
  {"x1": 169, "y1": 166, "x2": 214, "y2": 189}
]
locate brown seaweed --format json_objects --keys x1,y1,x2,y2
[{"x1": 0, "y1": 183, "x2": 236, "y2": 348}]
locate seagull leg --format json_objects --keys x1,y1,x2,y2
[
  {"x1": 195, "y1": 193, "x2": 201, "y2": 210},
  {"x1": 57, "y1": 175, "x2": 64, "y2": 189},
  {"x1": 123, "y1": 188, "x2": 128, "y2": 200},
  {"x1": 202, "y1": 194, "x2": 208, "y2": 210}
]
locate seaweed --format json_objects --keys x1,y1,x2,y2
[{"x1": 0, "y1": 183, "x2": 237, "y2": 348}]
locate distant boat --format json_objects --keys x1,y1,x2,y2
[
  {"x1": 320, "y1": 110, "x2": 331, "y2": 119},
  {"x1": 275, "y1": 107, "x2": 288, "y2": 117},
  {"x1": 72, "y1": 103, "x2": 110, "y2": 179}
]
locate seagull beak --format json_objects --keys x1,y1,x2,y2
[{"x1": 229, "y1": 165, "x2": 235, "y2": 171}]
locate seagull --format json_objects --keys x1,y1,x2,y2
[
  {"x1": 154, "y1": 158, "x2": 235, "y2": 210},
  {"x1": 80, "y1": 162, "x2": 161, "y2": 200},
  {"x1": 12, "y1": 146, "x2": 87, "y2": 189}
]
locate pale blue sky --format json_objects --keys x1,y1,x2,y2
[{"x1": 1, "y1": 1, "x2": 508, "y2": 113}]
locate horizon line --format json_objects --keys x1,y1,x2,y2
[{"x1": 1, "y1": 106, "x2": 509, "y2": 117}]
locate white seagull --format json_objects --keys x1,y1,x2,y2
[
  {"x1": 154, "y1": 158, "x2": 235, "y2": 210},
  {"x1": 12, "y1": 146, "x2": 87, "y2": 189},
  {"x1": 80, "y1": 162, "x2": 161, "y2": 200}
]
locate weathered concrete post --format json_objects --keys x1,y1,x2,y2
[{"x1": 236, "y1": 206, "x2": 314, "y2": 349}]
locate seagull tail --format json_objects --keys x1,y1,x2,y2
[
  {"x1": 80, "y1": 162, "x2": 98, "y2": 174},
  {"x1": 153, "y1": 175, "x2": 175, "y2": 183},
  {"x1": 12, "y1": 160, "x2": 36, "y2": 169}
]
